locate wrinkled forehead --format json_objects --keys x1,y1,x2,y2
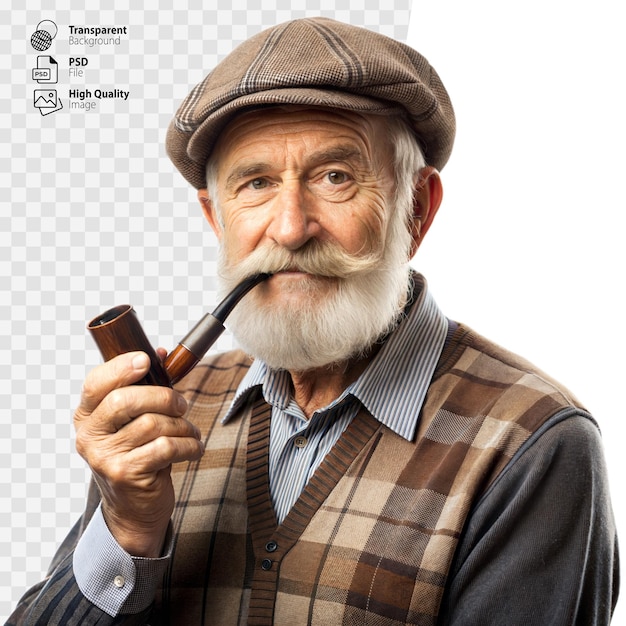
[{"x1": 209, "y1": 105, "x2": 398, "y2": 171}]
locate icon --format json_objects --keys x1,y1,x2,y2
[
  {"x1": 32, "y1": 56, "x2": 58, "y2": 84},
  {"x1": 30, "y1": 20, "x2": 58, "y2": 51},
  {"x1": 33, "y1": 89, "x2": 63, "y2": 116}
]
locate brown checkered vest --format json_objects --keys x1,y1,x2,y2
[{"x1": 154, "y1": 324, "x2": 583, "y2": 625}]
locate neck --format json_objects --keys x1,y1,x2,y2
[{"x1": 287, "y1": 346, "x2": 380, "y2": 419}]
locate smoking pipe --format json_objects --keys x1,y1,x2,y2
[{"x1": 87, "y1": 273, "x2": 271, "y2": 387}]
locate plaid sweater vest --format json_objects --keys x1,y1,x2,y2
[{"x1": 156, "y1": 324, "x2": 583, "y2": 625}]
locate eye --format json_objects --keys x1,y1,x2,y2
[
  {"x1": 327, "y1": 171, "x2": 350, "y2": 185},
  {"x1": 246, "y1": 177, "x2": 269, "y2": 190}
]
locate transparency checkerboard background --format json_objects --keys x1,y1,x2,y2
[{"x1": 1, "y1": 0, "x2": 411, "y2": 617}]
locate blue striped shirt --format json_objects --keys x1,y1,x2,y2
[{"x1": 222, "y1": 276, "x2": 448, "y2": 524}]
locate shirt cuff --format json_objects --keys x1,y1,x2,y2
[{"x1": 73, "y1": 503, "x2": 171, "y2": 617}]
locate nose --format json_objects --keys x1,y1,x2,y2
[{"x1": 265, "y1": 182, "x2": 321, "y2": 250}]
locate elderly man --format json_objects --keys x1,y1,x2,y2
[{"x1": 8, "y1": 17, "x2": 618, "y2": 626}]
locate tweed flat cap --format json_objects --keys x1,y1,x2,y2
[{"x1": 166, "y1": 17, "x2": 455, "y2": 189}]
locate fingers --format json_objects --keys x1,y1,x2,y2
[
  {"x1": 87, "y1": 418, "x2": 205, "y2": 481},
  {"x1": 78, "y1": 351, "x2": 154, "y2": 416},
  {"x1": 108, "y1": 412, "x2": 201, "y2": 451},
  {"x1": 76, "y1": 405, "x2": 204, "y2": 477},
  {"x1": 126, "y1": 430, "x2": 205, "y2": 472},
  {"x1": 75, "y1": 351, "x2": 188, "y2": 433},
  {"x1": 96, "y1": 384, "x2": 187, "y2": 433}
]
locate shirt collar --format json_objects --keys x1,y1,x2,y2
[{"x1": 222, "y1": 272, "x2": 448, "y2": 441}]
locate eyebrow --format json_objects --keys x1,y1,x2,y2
[
  {"x1": 224, "y1": 163, "x2": 272, "y2": 191},
  {"x1": 307, "y1": 145, "x2": 365, "y2": 166}
]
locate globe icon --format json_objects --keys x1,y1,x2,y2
[{"x1": 31, "y1": 29, "x2": 52, "y2": 51}]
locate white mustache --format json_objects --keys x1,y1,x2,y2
[{"x1": 219, "y1": 240, "x2": 385, "y2": 286}]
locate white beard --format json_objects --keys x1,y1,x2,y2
[{"x1": 216, "y1": 214, "x2": 413, "y2": 372}]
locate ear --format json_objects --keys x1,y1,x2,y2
[
  {"x1": 197, "y1": 189, "x2": 223, "y2": 241},
  {"x1": 409, "y1": 166, "x2": 443, "y2": 258}
]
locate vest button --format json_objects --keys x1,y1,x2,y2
[
  {"x1": 265, "y1": 541, "x2": 278, "y2": 553},
  {"x1": 261, "y1": 558, "x2": 273, "y2": 570}
]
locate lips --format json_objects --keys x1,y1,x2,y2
[{"x1": 271, "y1": 269, "x2": 309, "y2": 280}]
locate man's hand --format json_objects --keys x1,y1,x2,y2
[{"x1": 73, "y1": 351, "x2": 205, "y2": 557}]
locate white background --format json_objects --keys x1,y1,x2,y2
[{"x1": 409, "y1": 2, "x2": 623, "y2": 622}]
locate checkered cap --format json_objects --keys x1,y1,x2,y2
[{"x1": 166, "y1": 16, "x2": 456, "y2": 189}]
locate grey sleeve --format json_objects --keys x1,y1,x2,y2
[{"x1": 438, "y1": 412, "x2": 619, "y2": 626}]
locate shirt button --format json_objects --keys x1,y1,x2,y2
[
  {"x1": 113, "y1": 575, "x2": 125, "y2": 588},
  {"x1": 265, "y1": 540, "x2": 278, "y2": 553},
  {"x1": 294, "y1": 436, "x2": 307, "y2": 448},
  {"x1": 261, "y1": 558, "x2": 273, "y2": 570}
]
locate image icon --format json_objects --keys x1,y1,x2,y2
[
  {"x1": 30, "y1": 20, "x2": 58, "y2": 51},
  {"x1": 33, "y1": 89, "x2": 63, "y2": 116},
  {"x1": 32, "y1": 56, "x2": 58, "y2": 84}
]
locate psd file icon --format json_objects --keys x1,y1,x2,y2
[
  {"x1": 32, "y1": 56, "x2": 58, "y2": 84},
  {"x1": 34, "y1": 89, "x2": 63, "y2": 116}
]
